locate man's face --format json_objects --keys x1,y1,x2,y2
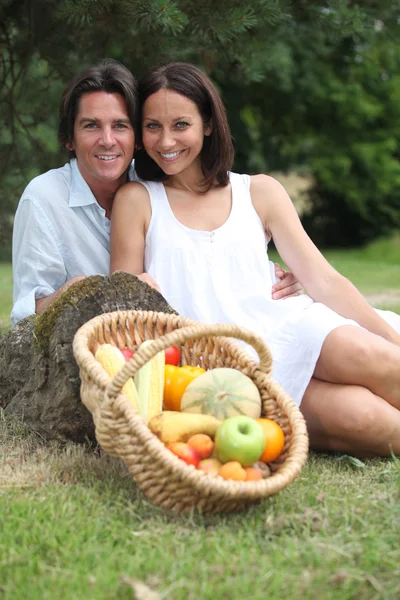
[{"x1": 68, "y1": 91, "x2": 135, "y2": 190}]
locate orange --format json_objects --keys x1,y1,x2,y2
[{"x1": 256, "y1": 418, "x2": 285, "y2": 463}]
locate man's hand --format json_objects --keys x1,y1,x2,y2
[
  {"x1": 272, "y1": 263, "x2": 303, "y2": 300},
  {"x1": 137, "y1": 273, "x2": 161, "y2": 292}
]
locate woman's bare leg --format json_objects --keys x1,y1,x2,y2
[
  {"x1": 313, "y1": 325, "x2": 400, "y2": 409},
  {"x1": 301, "y1": 378, "x2": 400, "y2": 457}
]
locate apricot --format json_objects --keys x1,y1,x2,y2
[
  {"x1": 244, "y1": 467, "x2": 262, "y2": 481},
  {"x1": 198, "y1": 457, "x2": 222, "y2": 476},
  {"x1": 218, "y1": 461, "x2": 247, "y2": 481},
  {"x1": 187, "y1": 433, "x2": 214, "y2": 459}
]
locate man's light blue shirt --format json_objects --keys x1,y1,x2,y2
[{"x1": 11, "y1": 158, "x2": 136, "y2": 326}]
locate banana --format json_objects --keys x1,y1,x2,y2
[{"x1": 148, "y1": 411, "x2": 222, "y2": 444}]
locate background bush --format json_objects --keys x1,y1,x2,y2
[{"x1": 1, "y1": 0, "x2": 400, "y2": 256}]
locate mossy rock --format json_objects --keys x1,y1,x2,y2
[{"x1": 1, "y1": 272, "x2": 177, "y2": 443}]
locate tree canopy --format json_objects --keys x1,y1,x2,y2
[{"x1": 1, "y1": 0, "x2": 400, "y2": 255}]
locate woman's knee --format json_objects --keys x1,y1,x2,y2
[{"x1": 315, "y1": 326, "x2": 396, "y2": 384}]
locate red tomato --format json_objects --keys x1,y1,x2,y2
[
  {"x1": 120, "y1": 348, "x2": 134, "y2": 361},
  {"x1": 164, "y1": 345, "x2": 180, "y2": 366}
]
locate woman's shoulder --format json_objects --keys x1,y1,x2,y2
[
  {"x1": 229, "y1": 172, "x2": 285, "y2": 196},
  {"x1": 249, "y1": 173, "x2": 286, "y2": 193},
  {"x1": 115, "y1": 180, "x2": 150, "y2": 202}
]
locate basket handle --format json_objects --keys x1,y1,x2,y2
[{"x1": 105, "y1": 322, "x2": 273, "y2": 401}]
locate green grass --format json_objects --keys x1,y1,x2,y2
[
  {"x1": 1, "y1": 415, "x2": 400, "y2": 600},
  {"x1": 269, "y1": 233, "x2": 400, "y2": 313},
  {"x1": 0, "y1": 263, "x2": 12, "y2": 333},
  {"x1": 1, "y1": 235, "x2": 400, "y2": 599}
]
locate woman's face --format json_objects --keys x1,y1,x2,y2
[{"x1": 142, "y1": 88, "x2": 211, "y2": 178}]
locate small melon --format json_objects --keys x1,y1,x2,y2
[{"x1": 180, "y1": 368, "x2": 261, "y2": 420}]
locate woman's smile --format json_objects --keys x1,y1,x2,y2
[
  {"x1": 159, "y1": 149, "x2": 185, "y2": 161},
  {"x1": 142, "y1": 88, "x2": 210, "y2": 181}
]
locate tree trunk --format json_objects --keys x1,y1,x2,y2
[{"x1": 0, "y1": 272, "x2": 177, "y2": 443}]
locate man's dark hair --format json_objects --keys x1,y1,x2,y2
[
  {"x1": 58, "y1": 59, "x2": 138, "y2": 157},
  {"x1": 134, "y1": 62, "x2": 234, "y2": 190}
]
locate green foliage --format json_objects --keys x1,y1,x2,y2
[
  {"x1": 1, "y1": 0, "x2": 400, "y2": 250},
  {"x1": 298, "y1": 35, "x2": 400, "y2": 246}
]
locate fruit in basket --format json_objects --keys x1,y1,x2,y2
[
  {"x1": 214, "y1": 415, "x2": 265, "y2": 467},
  {"x1": 244, "y1": 467, "x2": 263, "y2": 482},
  {"x1": 134, "y1": 340, "x2": 165, "y2": 424},
  {"x1": 180, "y1": 368, "x2": 261, "y2": 420},
  {"x1": 166, "y1": 442, "x2": 200, "y2": 467},
  {"x1": 164, "y1": 345, "x2": 180, "y2": 366},
  {"x1": 94, "y1": 344, "x2": 140, "y2": 411},
  {"x1": 148, "y1": 411, "x2": 222, "y2": 444},
  {"x1": 218, "y1": 461, "x2": 247, "y2": 481},
  {"x1": 198, "y1": 457, "x2": 222, "y2": 475},
  {"x1": 187, "y1": 433, "x2": 214, "y2": 459},
  {"x1": 163, "y1": 365, "x2": 206, "y2": 411},
  {"x1": 252, "y1": 461, "x2": 271, "y2": 479},
  {"x1": 120, "y1": 348, "x2": 135, "y2": 361},
  {"x1": 256, "y1": 418, "x2": 285, "y2": 463}
]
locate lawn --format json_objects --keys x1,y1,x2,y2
[
  {"x1": 1, "y1": 236, "x2": 400, "y2": 600},
  {"x1": 1, "y1": 414, "x2": 400, "y2": 600}
]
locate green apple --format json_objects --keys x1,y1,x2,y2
[{"x1": 215, "y1": 416, "x2": 266, "y2": 467}]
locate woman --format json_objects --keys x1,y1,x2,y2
[{"x1": 110, "y1": 62, "x2": 400, "y2": 457}]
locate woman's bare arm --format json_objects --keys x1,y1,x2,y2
[
  {"x1": 250, "y1": 174, "x2": 400, "y2": 345},
  {"x1": 110, "y1": 182, "x2": 160, "y2": 291}
]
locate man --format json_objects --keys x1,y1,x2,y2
[{"x1": 11, "y1": 59, "x2": 300, "y2": 327}]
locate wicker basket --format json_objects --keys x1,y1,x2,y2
[{"x1": 72, "y1": 310, "x2": 309, "y2": 513}]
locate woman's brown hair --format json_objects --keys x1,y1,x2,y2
[
  {"x1": 58, "y1": 59, "x2": 138, "y2": 157},
  {"x1": 134, "y1": 62, "x2": 234, "y2": 190}
]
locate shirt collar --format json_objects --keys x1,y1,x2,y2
[{"x1": 68, "y1": 158, "x2": 136, "y2": 208}]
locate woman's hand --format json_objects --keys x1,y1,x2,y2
[
  {"x1": 272, "y1": 263, "x2": 303, "y2": 300},
  {"x1": 137, "y1": 272, "x2": 161, "y2": 292}
]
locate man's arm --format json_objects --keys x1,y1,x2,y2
[
  {"x1": 270, "y1": 262, "x2": 303, "y2": 299},
  {"x1": 35, "y1": 276, "x2": 86, "y2": 314},
  {"x1": 12, "y1": 197, "x2": 72, "y2": 325}
]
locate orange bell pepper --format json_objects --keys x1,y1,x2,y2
[{"x1": 163, "y1": 365, "x2": 206, "y2": 411}]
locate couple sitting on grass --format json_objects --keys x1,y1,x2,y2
[{"x1": 12, "y1": 59, "x2": 400, "y2": 458}]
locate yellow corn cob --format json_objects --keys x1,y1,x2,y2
[
  {"x1": 95, "y1": 344, "x2": 139, "y2": 411},
  {"x1": 134, "y1": 340, "x2": 165, "y2": 424}
]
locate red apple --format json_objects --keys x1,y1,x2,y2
[
  {"x1": 164, "y1": 345, "x2": 180, "y2": 366},
  {"x1": 166, "y1": 442, "x2": 200, "y2": 468},
  {"x1": 120, "y1": 348, "x2": 134, "y2": 361}
]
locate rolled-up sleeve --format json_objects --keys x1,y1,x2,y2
[{"x1": 11, "y1": 197, "x2": 67, "y2": 326}]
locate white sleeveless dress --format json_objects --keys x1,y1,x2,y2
[{"x1": 141, "y1": 173, "x2": 400, "y2": 406}]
